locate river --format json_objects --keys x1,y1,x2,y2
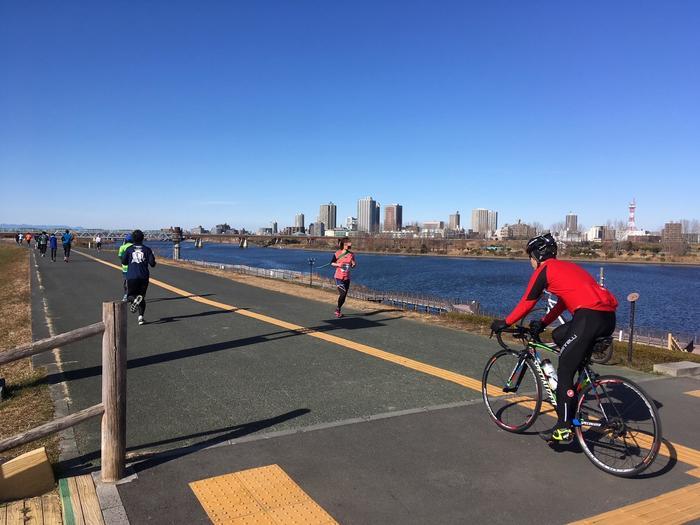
[{"x1": 147, "y1": 242, "x2": 699, "y2": 337}]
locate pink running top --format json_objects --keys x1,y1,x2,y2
[{"x1": 333, "y1": 249, "x2": 356, "y2": 280}]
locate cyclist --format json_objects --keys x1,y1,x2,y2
[
  {"x1": 490, "y1": 233, "x2": 618, "y2": 444},
  {"x1": 330, "y1": 239, "x2": 356, "y2": 318}
]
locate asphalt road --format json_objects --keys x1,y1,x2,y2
[{"x1": 29, "y1": 247, "x2": 700, "y2": 524}]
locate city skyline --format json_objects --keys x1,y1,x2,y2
[{"x1": 2, "y1": 3, "x2": 699, "y2": 230}]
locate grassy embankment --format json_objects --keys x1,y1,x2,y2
[
  {"x1": 160, "y1": 258, "x2": 698, "y2": 373},
  {"x1": 0, "y1": 244, "x2": 57, "y2": 461}
]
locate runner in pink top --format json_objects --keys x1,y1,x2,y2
[{"x1": 330, "y1": 239, "x2": 356, "y2": 318}]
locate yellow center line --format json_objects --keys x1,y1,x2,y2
[
  {"x1": 76, "y1": 250, "x2": 486, "y2": 392},
  {"x1": 685, "y1": 389, "x2": 700, "y2": 398},
  {"x1": 75, "y1": 250, "x2": 700, "y2": 473}
]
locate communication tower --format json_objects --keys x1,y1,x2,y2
[{"x1": 627, "y1": 199, "x2": 637, "y2": 231}]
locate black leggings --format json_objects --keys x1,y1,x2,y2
[
  {"x1": 552, "y1": 309, "x2": 616, "y2": 425},
  {"x1": 50, "y1": 248, "x2": 57, "y2": 260},
  {"x1": 336, "y1": 279, "x2": 350, "y2": 309},
  {"x1": 63, "y1": 244, "x2": 71, "y2": 258},
  {"x1": 127, "y1": 278, "x2": 149, "y2": 315}
]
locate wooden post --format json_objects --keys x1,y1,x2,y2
[{"x1": 101, "y1": 301, "x2": 127, "y2": 482}]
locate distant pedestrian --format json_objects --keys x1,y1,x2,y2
[
  {"x1": 117, "y1": 234, "x2": 133, "y2": 301},
  {"x1": 61, "y1": 229, "x2": 73, "y2": 262},
  {"x1": 16, "y1": 232, "x2": 22, "y2": 245},
  {"x1": 95, "y1": 234, "x2": 102, "y2": 251},
  {"x1": 37, "y1": 231, "x2": 49, "y2": 257},
  {"x1": 330, "y1": 239, "x2": 356, "y2": 318},
  {"x1": 24, "y1": 233, "x2": 32, "y2": 246},
  {"x1": 121, "y1": 230, "x2": 156, "y2": 326},
  {"x1": 49, "y1": 233, "x2": 58, "y2": 262}
]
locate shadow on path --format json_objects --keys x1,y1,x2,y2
[
  {"x1": 147, "y1": 293, "x2": 216, "y2": 303},
  {"x1": 57, "y1": 408, "x2": 311, "y2": 476},
  {"x1": 39, "y1": 315, "x2": 404, "y2": 384}
]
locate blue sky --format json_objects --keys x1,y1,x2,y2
[{"x1": 1, "y1": 1, "x2": 698, "y2": 231}]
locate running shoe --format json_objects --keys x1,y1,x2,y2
[
  {"x1": 130, "y1": 295, "x2": 143, "y2": 314},
  {"x1": 122, "y1": 294, "x2": 128, "y2": 302},
  {"x1": 334, "y1": 309, "x2": 343, "y2": 318},
  {"x1": 138, "y1": 315, "x2": 145, "y2": 325}
]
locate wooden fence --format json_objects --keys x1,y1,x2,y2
[{"x1": 0, "y1": 302, "x2": 127, "y2": 482}]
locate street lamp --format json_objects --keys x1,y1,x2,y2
[{"x1": 308, "y1": 258, "x2": 316, "y2": 287}]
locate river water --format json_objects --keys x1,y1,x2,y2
[{"x1": 148, "y1": 242, "x2": 699, "y2": 336}]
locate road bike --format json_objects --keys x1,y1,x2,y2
[{"x1": 482, "y1": 326, "x2": 662, "y2": 477}]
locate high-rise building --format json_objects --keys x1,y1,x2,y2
[
  {"x1": 346, "y1": 217, "x2": 358, "y2": 231},
  {"x1": 449, "y1": 211, "x2": 461, "y2": 230},
  {"x1": 271, "y1": 221, "x2": 278, "y2": 234},
  {"x1": 357, "y1": 197, "x2": 379, "y2": 233},
  {"x1": 294, "y1": 213, "x2": 305, "y2": 229},
  {"x1": 374, "y1": 202, "x2": 381, "y2": 232},
  {"x1": 566, "y1": 213, "x2": 578, "y2": 232},
  {"x1": 662, "y1": 222, "x2": 683, "y2": 243},
  {"x1": 384, "y1": 204, "x2": 403, "y2": 231},
  {"x1": 319, "y1": 202, "x2": 337, "y2": 230},
  {"x1": 471, "y1": 208, "x2": 498, "y2": 236}
]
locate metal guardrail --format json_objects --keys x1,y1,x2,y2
[{"x1": 170, "y1": 257, "x2": 698, "y2": 348}]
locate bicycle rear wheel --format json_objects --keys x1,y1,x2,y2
[
  {"x1": 575, "y1": 375, "x2": 662, "y2": 477},
  {"x1": 482, "y1": 350, "x2": 542, "y2": 433}
]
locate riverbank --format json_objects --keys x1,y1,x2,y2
[
  {"x1": 159, "y1": 257, "x2": 700, "y2": 372},
  {"x1": 0, "y1": 245, "x2": 58, "y2": 462},
  {"x1": 267, "y1": 242, "x2": 700, "y2": 267}
]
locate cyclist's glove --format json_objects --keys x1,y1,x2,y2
[
  {"x1": 490, "y1": 319, "x2": 509, "y2": 332},
  {"x1": 529, "y1": 320, "x2": 545, "y2": 336}
]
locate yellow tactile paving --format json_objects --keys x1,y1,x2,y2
[
  {"x1": 189, "y1": 465, "x2": 338, "y2": 525},
  {"x1": 568, "y1": 481, "x2": 700, "y2": 525},
  {"x1": 685, "y1": 389, "x2": 700, "y2": 398}
]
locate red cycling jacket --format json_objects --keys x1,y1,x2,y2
[{"x1": 505, "y1": 259, "x2": 618, "y2": 327}]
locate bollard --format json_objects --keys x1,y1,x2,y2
[{"x1": 626, "y1": 292, "x2": 640, "y2": 365}]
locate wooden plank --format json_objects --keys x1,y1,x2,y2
[
  {"x1": 41, "y1": 494, "x2": 62, "y2": 525},
  {"x1": 4, "y1": 501, "x2": 25, "y2": 525},
  {"x1": 0, "y1": 322, "x2": 104, "y2": 366},
  {"x1": 0, "y1": 448, "x2": 54, "y2": 502},
  {"x1": 100, "y1": 301, "x2": 127, "y2": 482},
  {"x1": 0, "y1": 404, "x2": 104, "y2": 453},
  {"x1": 74, "y1": 475, "x2": 104, "y2": 525},
  {"x1": 67, "y1": 477, "x2": 85, "y2": 525},
  {"x1": 23, "y1": 497, "x2": 43, "y2": 524}
]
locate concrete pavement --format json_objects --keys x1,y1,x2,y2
[{"x1": 29, "y1": 247, "x2": 700, "y2": 524}]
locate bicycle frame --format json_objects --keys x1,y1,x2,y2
[{"x1": 502, "y1": 334, "x2": 609, "y2": 428}]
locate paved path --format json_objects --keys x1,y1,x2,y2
[{"x1": 29, "y1": 248, "x2": 700, "y2": 524}]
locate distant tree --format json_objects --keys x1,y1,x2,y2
[
  {"x1": 531, "y1": 221, "x2": 544, "y2": 234},
  {"x1": 680, "y1": 219, "x2": 700, "y2": 233},
  {"x1": 550, "y1": 221, "x2": 565, "y2": 234}
]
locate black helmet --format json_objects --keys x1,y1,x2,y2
[{"x1": 526, "y1": 233, "x2": 557, "y2": 262}]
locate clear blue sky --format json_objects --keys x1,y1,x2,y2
[{"x1": 1, "y1": 1, "x2": 698, "y2": 231}]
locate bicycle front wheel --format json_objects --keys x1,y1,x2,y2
[
  {"x1": 482, "y1": 350, "x2": 543, "y2": 433},
  {"x1": 575, "y1": 375, "x2": 662, "y2": 477}
]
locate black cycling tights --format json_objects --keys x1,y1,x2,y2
[
  {"x1": 336, "y1": 280, "x2": 350, "y2": 310},
  {"x1": 551, "y1": 309, "x2": 616, "y2": 426}
]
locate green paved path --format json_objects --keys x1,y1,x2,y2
[{"x1": 28, "y1": 248, "x2": 700, "y2": 524}]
